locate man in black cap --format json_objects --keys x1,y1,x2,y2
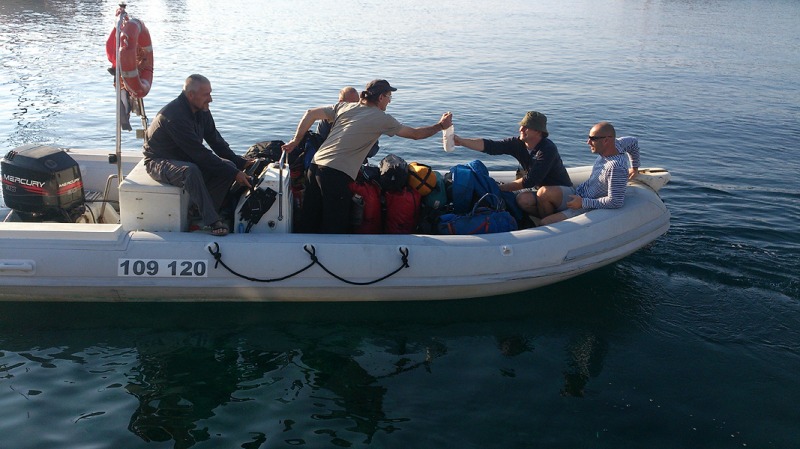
[
  {"x1": 314, "y1": 86, "x2": 380, "y2": 163},
  {"x1": 282, "y1": 79, "x2": 452, "y2": 233},
  {"x1": 453, "y1": 110, "x2": 571, "y2": 217}
]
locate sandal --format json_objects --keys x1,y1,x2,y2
[{"x1": 210, "y1": 220, "x2": 229, "y2": 236}]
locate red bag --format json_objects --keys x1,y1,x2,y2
[
  {"x1": 349, "y1": 180, "x2": 382, "y2": 234},
  {"x1": 384, "y1": 186, "x2": 421, "y2": 234}
]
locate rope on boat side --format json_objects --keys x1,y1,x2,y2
[
  {"x1": 305, "y1": 245, "x2": 410, "y2": 285},
  {"x1": 207, "y1": 243, "x2": 410, "y2": 285}
]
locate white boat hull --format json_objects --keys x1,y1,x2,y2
[{"x1": 0, "y1": 149, "x2": 670, "y2": 302}]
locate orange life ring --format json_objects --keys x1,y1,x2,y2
[{"x1": 118, "y1": 18, "x2": 153, "y2": 98}]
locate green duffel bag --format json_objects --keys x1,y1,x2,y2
[{"x1": 421, "y1": 171, "x2": 448, "y2": 210}]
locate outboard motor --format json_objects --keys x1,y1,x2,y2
[{"x1": 1, "y1": 144, "x2": 85, "y2": 222}]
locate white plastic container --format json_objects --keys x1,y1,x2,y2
[
  {"x1": 234, "y1": 162, "x2": 292, "y2": 233},
  {"x1": 442, "y1": 125, "x2": 455, "y2": 152},
  {"x1": 119, "y1": 160, "x2": 190, "y2": 232}
]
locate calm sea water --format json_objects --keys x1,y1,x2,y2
[{"x1": 1, "y1": 0, "x2": 799, "y2": 447}]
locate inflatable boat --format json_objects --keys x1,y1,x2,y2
[{"x1": 0, "y1": 144, "x2": 670, "y2": 302}]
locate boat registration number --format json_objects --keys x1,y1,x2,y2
[{"x1": 118, "y1": 259, "x2": 208, "y2": 277}]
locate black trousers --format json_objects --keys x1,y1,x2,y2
[{"x1": 299, "y1": 164, "x2": 353, "y2": 234}]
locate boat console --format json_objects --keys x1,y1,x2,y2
[
  {"x1": 116, "y1": 158, "x2": 292, "y2": 234},
  {"x1": 118, "y1": 160, "x2": 190, "y2": 232}
]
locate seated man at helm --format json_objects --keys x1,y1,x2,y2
[{"x1": 142, "y1": 74, "x2": 253, "y2": 236}]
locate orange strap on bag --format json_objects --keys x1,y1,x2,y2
[{"x1": 407, "y1": 162, "x2": 437, "y2": 196}]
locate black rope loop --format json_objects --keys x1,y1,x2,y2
[
  {"x1": 207, "y1": 242, "x2": 410, "y2": 285},
  {"x1": 207, "y1": 242, "x2": 315, "y2": 283},
  {"x1": 308, "y1": 245, "x2": 410, "y2": 286},
  {"x1": 303, "y1": 244, "x2": 319, "y2": 263},
  {"x1": 208, "y1": 242, "x2": 222, "y2": 268}
]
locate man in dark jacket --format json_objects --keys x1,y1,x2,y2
[
  {"x1": 453, "y1": 111, "x2": 572, "y2": 216},
  {"x1": 143, "y1": 74, "x2": 252, "y2": 236}
]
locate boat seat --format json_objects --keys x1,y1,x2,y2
[{"x1": 119, "y1": 159, "x2": 189, "y2": 232}]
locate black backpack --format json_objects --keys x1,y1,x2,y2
[
  {"x1": 379, "y1": 153, "x2": 408, "y2": 192},
  {"x1": 244, "y1": 140, "x2": 284, "y2": 162},
  {"x1": 238, "y1": 185, "x2": 278, "y2": 233}
]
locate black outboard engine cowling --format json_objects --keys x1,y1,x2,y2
[{"x1": 2, "y1": 144, "x2": 85, "y2": 222}]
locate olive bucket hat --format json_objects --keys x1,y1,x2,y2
[{"x1": 519, "y1": 111, "x2": 548, "y2": 133}]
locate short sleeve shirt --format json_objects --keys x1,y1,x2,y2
[{"x1": 313, "y1": 102, "x2": 403, "y2": 179}]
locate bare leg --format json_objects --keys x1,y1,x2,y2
[
  {"x1": 515, "y1": 191, "x2": 538, "y2": 216},
  {"x1": 536, "y1": 186, "x2": 563, "y2": 219},
  {"x1": 540, "y1": 212, "x2": 567, "y2": 225}
]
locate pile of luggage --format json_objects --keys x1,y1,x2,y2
[
  {"x1": 243, "y1": 136, "x2": 522, "y2": 235},
  {"x1": 350, "y1": 154, "x2": 520, "y2": 235}
]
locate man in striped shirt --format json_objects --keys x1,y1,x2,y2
[
  {"x1": 537, "y1": 122, "x2": 633, "y2": 225},
  {"x1": 616, "y1": 135, "x2": 641, "y2": 179}
]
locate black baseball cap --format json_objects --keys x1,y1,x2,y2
[{"x1": 365, "y1": 79, "x2": 397, "y2": 95}]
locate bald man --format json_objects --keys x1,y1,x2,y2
[{"x1": 537, "y1": 122, "x2": 631, "y2": 225}]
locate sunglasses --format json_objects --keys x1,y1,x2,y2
[{"x1": 588, "y1": 135, "x2": 611, "y2": 141}]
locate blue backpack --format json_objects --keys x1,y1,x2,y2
[
  {"x1": 438, "y1": 193, "x2": 518, "y2": 235},
  {"x1": 448, "y1": 160, "x2": 524, "y2": 221}
]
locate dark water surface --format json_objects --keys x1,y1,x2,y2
[{"x1": 1, "y1": 0, "x2": 799, "y2": 448}]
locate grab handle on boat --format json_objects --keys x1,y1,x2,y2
[
  {"x1": 0, "y1": 260, "x2": 36, "y2": 274},
  {"x1": 99, "y1": 174, "x2": 119, "y2": 223},
  {"x1": 277, "y1": 150, "x2": 287, "y2": 221}
]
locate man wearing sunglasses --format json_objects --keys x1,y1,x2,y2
[{"x1": 537, "y1": 122, "x2": 634, "y2": 225}]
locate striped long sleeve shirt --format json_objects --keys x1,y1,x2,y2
[
  {"x1": 616, "y1": 136, "x2": 640, "y2": 169},
  {"x1": 575, "y1": 152, "x2": 629, "y2": 210}
]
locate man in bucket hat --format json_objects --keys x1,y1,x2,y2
[{"x1": 453, "y1": 110, "x2": 572, "y2": 221}]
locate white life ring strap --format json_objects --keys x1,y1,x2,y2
[{"x1": 120, "y1": 69, "x2": 139, "y2": 78}]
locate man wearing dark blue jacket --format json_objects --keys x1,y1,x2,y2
[
  {"x1": 453, "y1": 111, "x2": 572, "y2": 216},
  {"x1": 143, "y1": 74, "x2": 252, "y2": 236}
]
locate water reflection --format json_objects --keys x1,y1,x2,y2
[
  {"x1": 560, "y1": 332, "x2": 608, "y2": 398},
  {"x1": 301, "y1": 348, "x2": 390, "y2": 444},
  {"x1": 497, "y1": 334, "x2": 533, "y2": 358},
  {"x1": 117, "y1": 331, "x2": 421, "y2": 447},
  {"x1": 0, "y1": 274, "x2": 647, "y2": 448},
  {"x1": 126, "y1": 344, "x2": 256, "y2": 447}
]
